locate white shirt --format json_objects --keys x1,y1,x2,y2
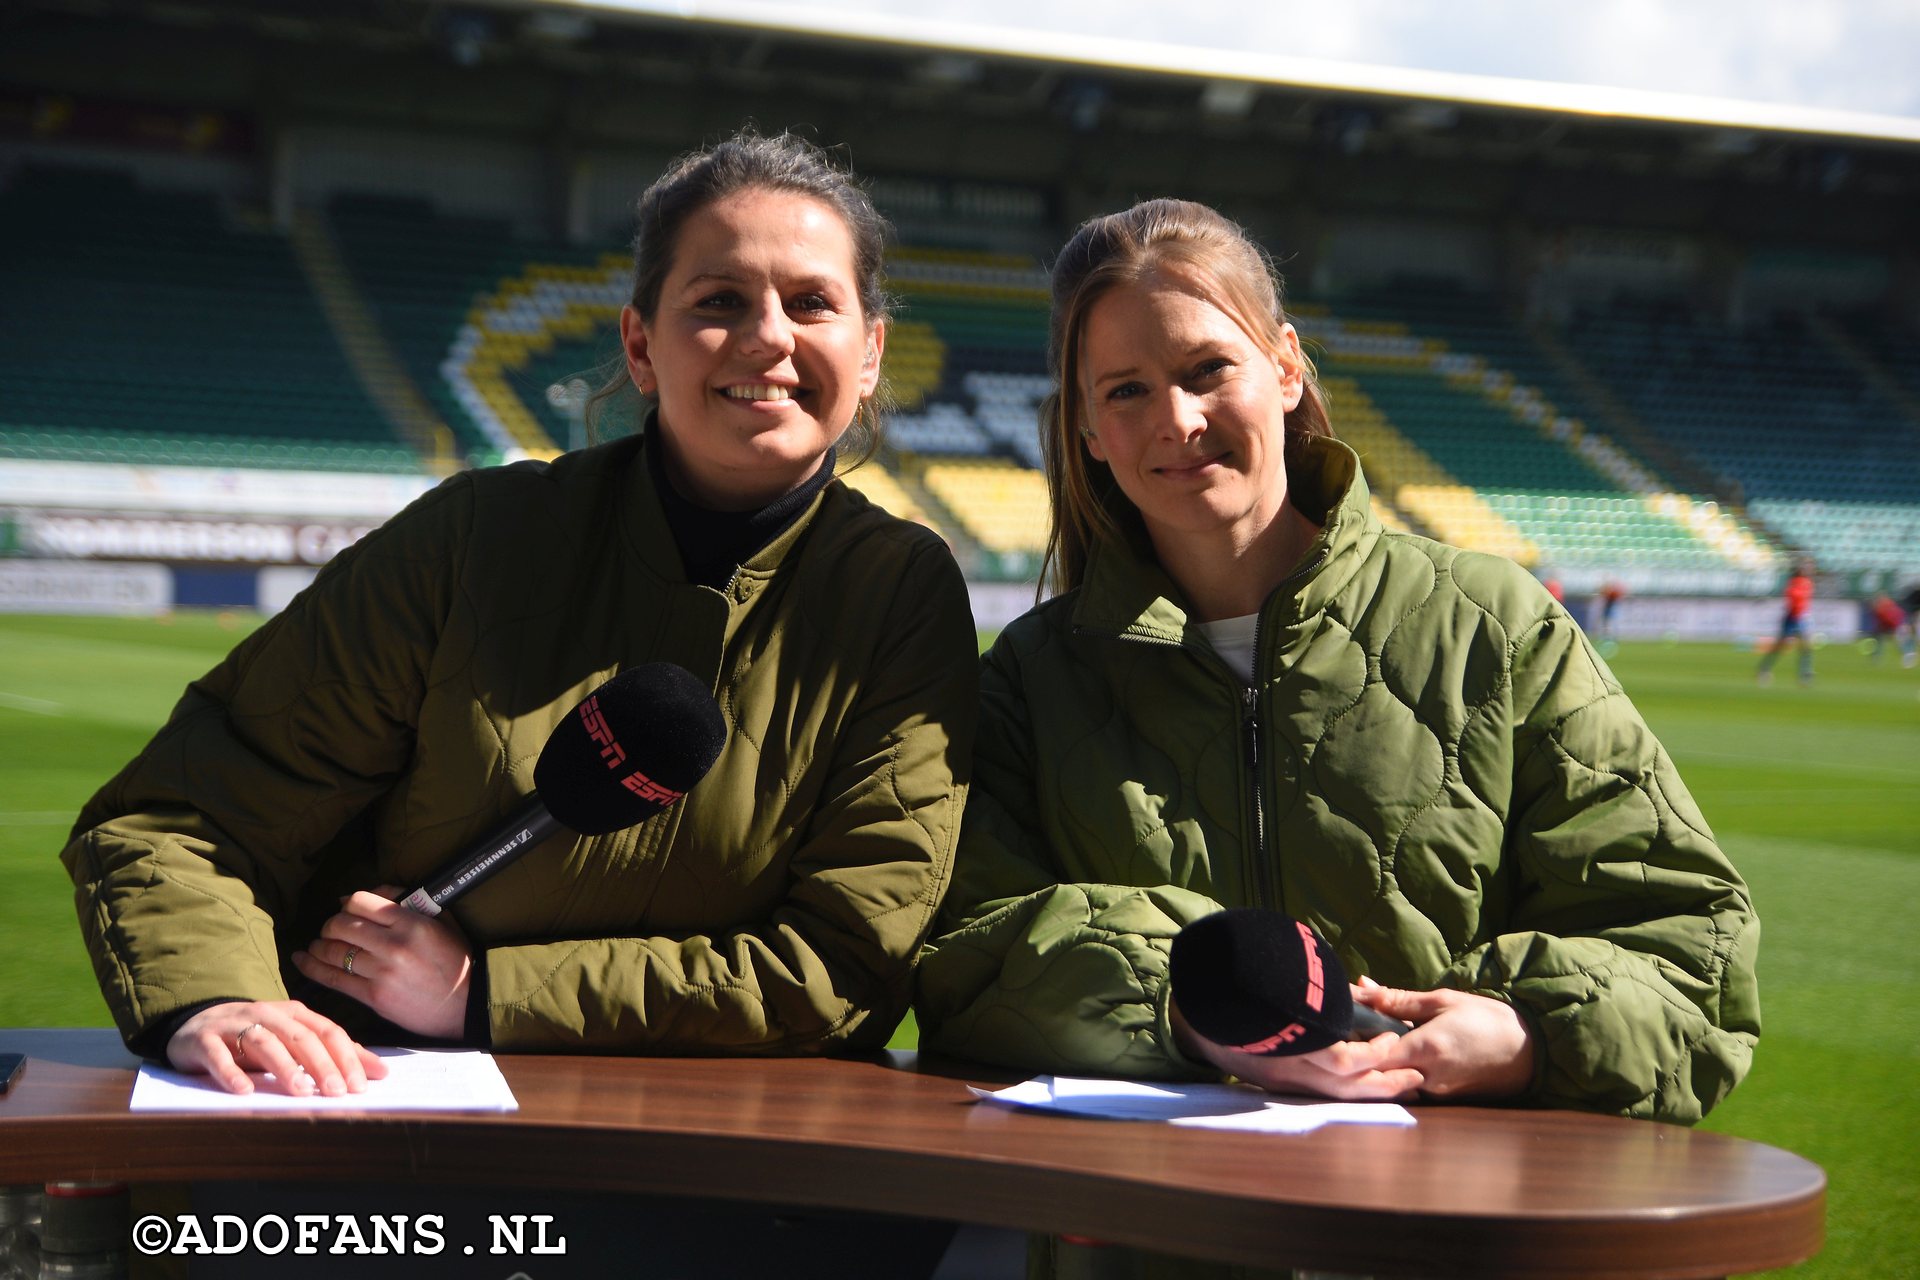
[{"x1": 1196, "y1": 612, "x2": 1259, "y2": 685}]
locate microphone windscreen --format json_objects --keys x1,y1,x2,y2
[
  {"x1": 1169, "y1": 908, "x2": 1356, "y2": 1056},
  {"x1": 533, "y1": 662, "x2": 728, "y2": 835}
]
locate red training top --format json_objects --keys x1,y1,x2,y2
[{"x1": 1784, "y1": 574, "x2": 1813, "y2": 620}]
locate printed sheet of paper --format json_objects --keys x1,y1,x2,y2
[
  {"x1": 969, "y1": 1075, "x2": 1414, "y2": 1133},
  {"x1": 129, "y1": 1048, "x2": 519, "y2": 1113}
]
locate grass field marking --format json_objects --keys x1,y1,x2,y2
[
  {"x1": 3, "y1": 629, "x2": 225, "y2": 672},
  {"x1": 1661, "y1": 745, "x2": 1918, "y2": 781},
  {"x1": 1717, "y1": 829, "x2": 1920, "y2": 864},
  {"x1": 1706, "y1": 784, "x2": 1920, "y2": 802},
  {"x1": 0, "y1": 691, "x2": 63, "y2": 715}
]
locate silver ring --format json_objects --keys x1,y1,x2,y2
[
  {"x1": 342, "y1": 946, "x2": 360, "y2": 976},
  {"x1": 235, "y1": 1022, "x2": 262, "y2": 1064}
]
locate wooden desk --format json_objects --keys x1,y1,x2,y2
[{"x1": 0, "y1": 1029, "x2": 1823, "y2": 1278}]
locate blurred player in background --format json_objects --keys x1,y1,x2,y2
[
  {"x1": 1595, "y1": 578, "x2": 1627, "y2": 653},
  {"x1": 1756, "y1": 561, "x2": 1816, "y2": 686},
  {"x1": 1865, "y1": 592, "x2": 1906, "y2": 662}
]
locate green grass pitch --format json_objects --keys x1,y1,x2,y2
[{"x1": 3, "y1": 613, "x2": 1915, "y2": 1277}]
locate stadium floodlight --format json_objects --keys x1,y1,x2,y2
[
  {"x1": 916, "y1": 53, "x2": 984, "y2": 87},
  {"x1": 524, "y1": 11, "x2": 596, "y2": 43},
  {"x1": 1201, "y1": 81, "x2": 1258, "y2": 119}
]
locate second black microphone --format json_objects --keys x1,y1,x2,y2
[{"x1": 1169, "y1": 907, "x2": 1411, "y2": 1056}]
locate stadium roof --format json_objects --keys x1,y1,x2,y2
[{"x1": 549, "y1": 0, "x2": 1920, "y2": 147}]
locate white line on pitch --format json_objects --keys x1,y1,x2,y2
[{"x1": 0, "y1": 691, "x2": 63, "y2": 715}]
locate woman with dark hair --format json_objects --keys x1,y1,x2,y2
[
  {"x1": 65, "y1": 130, "x2": 977, "y2": 1095},
  {"x1": 916, "y1": 198, "x2": 1756, "y2": 1125}
]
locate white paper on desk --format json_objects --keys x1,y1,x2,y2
[
  {"x1": 129, "y1": 1048, "x2": 518, "y2": 1113},
  {"x1": 969, "y1": 1076, "x2": 1414, "y2": 1133}
]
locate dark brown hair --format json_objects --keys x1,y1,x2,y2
[{"x1": 588, "y1": 130, "x2": 895, "y2": 462}]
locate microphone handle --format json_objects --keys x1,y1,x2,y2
[
  {"x1": 400, "y1": 797, "x2": 563, "y2": 916},
  {"x1": 1350, "y1": 1001, "x2": 1414, "y2": 1041}
]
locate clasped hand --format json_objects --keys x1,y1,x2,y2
[
  {"x1": 292, "y1": 885, "x2": 474, "y2": 1041},
  {"x1": 1173, "y1": 978, "x2": 1535, "y2": 1103}
]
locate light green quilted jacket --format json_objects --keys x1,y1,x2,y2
[
  {"x1": 916, "y1": 438, "x2": 1757, "y2": 1123},
  {"x1": 65, "y1": 431, "x2": 977, "y2": 1055}
]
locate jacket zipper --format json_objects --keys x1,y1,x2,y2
[
  {"x1": 1077, "y1": 546, "x2": 1325, "y2": 913},
  {"x1": 1235, "y1": 550, "x2": 1322, "y2": 912},
  {"x1": 1074, "y1": 618, "x2": 1274, "y2": 911},
  {"x1": 1241, "y1": 605, "x2": 1274, "y2": 910},
  {"x1": 1240, "y1": 683, "x2": 1270, "y2": 907}
]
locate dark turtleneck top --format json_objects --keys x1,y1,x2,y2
[{"x1": 647, "y1": 429, "x2": 839, "y2": 589}]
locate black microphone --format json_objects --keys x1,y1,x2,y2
[
  {"x1": 399, "y1": 662, "x2": 727, "y2": 916},
  {"x1": 1169, "y1": 908, "x2": 1412, "y2": 1056}
]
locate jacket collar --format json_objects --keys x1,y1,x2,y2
[
  {"x1": 618, "y1": 412, "x2": 836, "y2": 591},
  {"x1": 1071, "y1": 435, "x2": 1381, "y2": 641}
]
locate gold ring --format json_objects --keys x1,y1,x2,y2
[
  {"x1": 235, "y1": 1022, "x2": 262, "y2": 1064},
  {"x1": 342, "y1": 946, "x2": 360, "y2": 976}
]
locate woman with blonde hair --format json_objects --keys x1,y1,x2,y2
[{"x1": 917, "y1": 198, "x2": 1756, "y2": 1124}]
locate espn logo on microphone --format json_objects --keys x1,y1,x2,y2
[
  {"x1": 1297, "y1": 919, "x2": 1326, "y2": 1013},
  {"x1": 579, "y1": 696, "x2": 627, "y2": 768},
  {"x1": 579, "y1": 694, "x2": 685, "y2": 805},
  {"x1": 1227, "y1": 921, "x2": 1326, "y2": 1054},
  {"x1": 619, "y1": 772, "x2": 682, "y2": 804}
]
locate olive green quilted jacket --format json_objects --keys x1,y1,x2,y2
[
  {"x1": 916, "y1": 439, "x2": 1757, "y2": 1123},
  {"x1": 65, "y1": 433, "x2": 977, "y2": 1055}
]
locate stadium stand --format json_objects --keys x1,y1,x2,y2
[
  {"x1": 1567, "y1": 302, "x2": 1920, "y2": 505},
  {"x1": 1748, "y1": 500, "x2": 1920, "y2": 575},
  {"x1": 3, "y1": 153, "x2": 1916, "y2": 594},
  {"x1": 0, "y1": 165, "x2": 412, "y2": 473},
  {"x1": 1562, "y1": 301, "x2": 1920, "y2": 577},
  {"x1": 835, "y1": 455, "x2": 946, "y2": 537},
  {"x1": 326, "y1": 193, "x2": 624, "y2": 463},
  {"x1": 1297, "y1": 290, "x2": 1784, "y2": 586},
  {"x1": 920, "y1": 457, "x2": 1049, "y2": 579},
  {"x1": 1834, "y1": 310, "x2": 1920, "y2": 411}
]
